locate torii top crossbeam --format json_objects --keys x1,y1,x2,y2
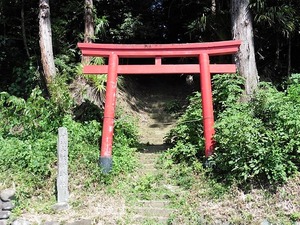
[
  {"x1": 79, "y1": 40, "x2": 241, "y2": 57},
  {"x1": 78, "y1": 40, "x2": 241, "y2": 173}
]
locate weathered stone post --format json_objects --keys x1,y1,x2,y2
[{"x1": 53, "y1": 127, "x2": 69, "y2": 210}]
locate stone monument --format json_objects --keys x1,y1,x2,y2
[{"x1": 53, "y1": 127, "x2": 69, "y2": 211}]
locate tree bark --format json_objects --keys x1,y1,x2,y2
[
  {"x1": 21, "y1": 0, "x2": 30, "y2": 58},
  {"x1": 211, "y1": 0, "x2": 216, "y2": 15},
  {"x1": 70, "y1": 0, "x2": 105, "y2": 114},
  {"x1": 287, "y1": 36, "x2": 291, "y2": 76},
  {"x1": 82, "y1": 0, "x2": 94, "y2": 64},
  {"x1": 231, "y1": 0, "x2": 259, "y2": 99},
  {"x1": 39, "y1": 0, "x2": 56, "y2": 85}
]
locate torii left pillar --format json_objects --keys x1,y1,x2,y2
[{"x1": 100, "y1": 53, "x2": 118, "y2": 173}]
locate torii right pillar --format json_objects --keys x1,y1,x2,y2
[{"x1": 199, "y1": 53, "x2": 215, "y2": 157}]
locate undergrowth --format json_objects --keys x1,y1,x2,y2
[
  {"x1": 160, "y1": 74, "x2": 300, "y2": 224},
  {"x1": 165, "y1": 73, "x2": 300, "y2": 186},
  {"x1": 0, "y1": 76, "x2": 139, "y2": 208},
  {"x1": 164, "y1": 92, "x2": 204, "y2": 164}
]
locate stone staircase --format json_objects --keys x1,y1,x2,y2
[{"x1": 126, "y1": 145, "x2": 176, "y2": 225}]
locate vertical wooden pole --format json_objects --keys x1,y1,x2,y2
[
  {"x1": 100, "y1": 53, "x2": 118, "y2": 173},
  {"x1": 199, "y1": 53, "x2": 215, "y2": 157}
]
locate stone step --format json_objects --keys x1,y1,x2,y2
[
  {"x1": 138, "y1": 149, "x2": 161, "y2": 154},
  {"x1": 138, "y1": 168, "x2": 158, "y2": 175},
  {"x1": 145, "y1": 145, "x2": 169, "y2": 152},
  {"x1": 132, "y1": 215, "x2": 169, "y2": 224},
  {"x1": 138, "y1": 157, "x2": 159, "y2": 165},
  {"x1": 0, "y1": 220, "x2": 8, "y2": 225},
  {"x1": 137, "y1": 200, "x2": 170, "y2": 208},
  {"x1": 138, "y1": 154, "x2": 157, "y2": 159},
  {"x1": 142, "y1": 163, "x2": 156, "y2": 169},
  {"x1": 131, "y1": 207, "x2": 173, "y2": 218},
  {"x1": 0, "y1": 211, "x2": 10, "y2": 220}
]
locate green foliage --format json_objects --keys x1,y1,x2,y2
[
  {"x1": 290, "y1": 212, "x2": 300, "y2": 222},
  {"x1": 165, "y1": 74, "x2": 243, "y2": 164},
  {"x1": 7, "y1": 62, "x2": 41, "y2": 98},
  {"x1": 94, "y1": 15, "x2": 109, "y2": 39},
  {"x1": 250, "y1": 0, "x2": 298, "y2": 38},
  {"x1": 166, "y1": 73, "x2": 300, "y2": 185},
  {"x1": 287, "y1": 74, "x2": 300, "y2": 103},
  {"x1": 132, "y1": 175, "x2": 159, "y2": 200},
  {"x1": 164, "y1": 99, "x2": 181, "y2": 115},
  {"x1": 212, "y1": 73, "x2": 244, "y2": 113},
  {"x1": 0, "y1": 88, "x2": 60, "y2": 139},
  {"x1": 0, "y1": 136, "x2": 56, "y2": 179},
  {"x1": 165, "y1": 92, "x2": 203, "y2": 145},
  {"x1": 212, "y1": 103, "x2": 295, "y2": 184},
  {"x1": 76, "y1": 57, "x2": 107, "y2": 93},
  {"x1": 0, "y1": 81, "x2": 139, "y2": 193},
  {"x1": 54, "y1": 52, "x2": 78, "y2": 78},
  {"x1": 168, "y1": 163, "x2": 196, "y2": 189},
  {"x1": 164, "y1": 92, "x2": 204, "y2": 164},
  {"x1": 111, "y1": 115, "x2": 139, "y2": 175},
  {"x1": 0, "y1": 86, "x2": 95, "y2": 184},
  {"x1": 167, "y1": 141, "x2": 199, "y2": 165},
  {"x1": 86, "y1": 72, "x2": 107, "y2": 96},
  {"x1": 288, "y1": 73, "x2": 300, "y2": 84},
  {"x1": 110, "y1": 12, "x2": 143, "y2": 42},
  {"x1": 114, "y1": 115, "x2": 139, "y2": 148},
  {"x1": 49, "y1": 75, "x2": 74, "y2": 114},
  {"x1": 212, "y1": 80, "x2": 300, "y2": 185},
  {"x1": 0, "y1": 89, "x2": 63, "y2": 192}
]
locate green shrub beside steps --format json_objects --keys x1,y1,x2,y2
[
  {"x1": 166, "y1": 74, "x2": 300, "y2": 185},
  {"x1": 0, "y1": 82, "x2": 139, "y2": 193}
]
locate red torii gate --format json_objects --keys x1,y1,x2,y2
[{"x1": 78, "y1": 40, "x2": 241, "y2": 173}]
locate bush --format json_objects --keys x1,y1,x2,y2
[
  {"x1": 0, "y1": 83, "x2": 139, "y2": 191},
  {"x1": 111, "y1": 114, "x2": 139, "y2": 175},
  {"x1": 164, "y1": 92, "x2": 204, "y2": 163},
  {"x1": 165, "y1": 73, "x2": 300, "y2": 185},
  {"x1": 0, "y1": 136, "x2": 56, "y2": 179},
  {"x1": 212, "y1": 81, "x2": 300, "y2": 185},
  {"x1": 165, "y1": 74, "x2": 244, "y2": 165},
  {"x1": 212, "y1": 73, "x2": 244, "y2": 113}
]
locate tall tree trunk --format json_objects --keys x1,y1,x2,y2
[
  {"x1": 21, "y1": 0, "x2": 30, "y2": 58},
  {"x1": 275, "y1": 35, "x2": 280, "y2": 73},
  {"x1": 82, "y1": 0, "x2": 94, "y2": 64},
  {"x1": 39, "y1": 0, "x2": 56, "y2": 86},
  {"x1": 287, "y1": 36, "x2": 291, "y2": 76},
  {"x1": 211, "y1": 0, "x2": 216, "y2": 15},
  {"x1": 231, "y1": 0, "x2": 259, "y2": 100},
  {"x1": 70, "y1": 0, "x2": 105, "y2": 118}
]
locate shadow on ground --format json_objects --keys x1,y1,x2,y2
[{"x1": 138, "y1": 144, "x2": 171, "y2": 153}]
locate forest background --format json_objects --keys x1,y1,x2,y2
[
  {"x1": 1, "y1": 0, "x2": 300, "y2": 224},
  {"x1": 1, "y1": 0, "x2": 300, "y2": 94}
]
